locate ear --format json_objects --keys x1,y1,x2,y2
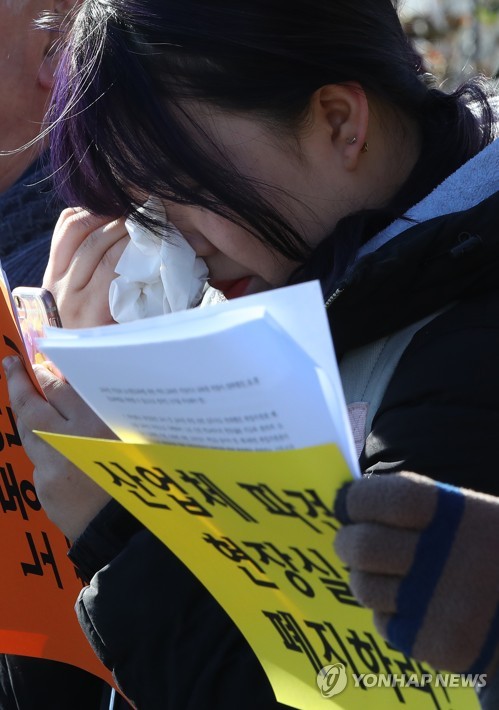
[
  {"x1": 310, "y1": 83, "x2": 369, "y2": 171},
  {"x1": 38, "y1": 0, "x2": 80, "y2": 90}
]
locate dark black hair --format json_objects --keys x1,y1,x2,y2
[{"x1": 49, "y1": 0, "x2": 495, "y2": 263}]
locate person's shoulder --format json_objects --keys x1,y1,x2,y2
[
  {"x1": 384, "y1": 293, "x2": 499, "y2": 400},
  {"x1": 361, "y1": 293, "x2": 499, "y2": 491},
  {"x1": 406, "y1": 292, "x2": 499, "y2": 355}
]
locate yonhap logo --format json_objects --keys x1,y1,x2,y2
[{"x1": 316, "y1": 663, "x2": 348, "y2": 698}]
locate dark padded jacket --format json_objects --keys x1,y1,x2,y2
[{"x1": 69, "y1": 151, "x2": 499, "y2": 709}]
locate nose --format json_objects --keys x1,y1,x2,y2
[
  {"x1": 180, "y1": 229, "x2": 219, "y2": 258},
  {"x1": 164, "y1": 203, "x2": 219, "y2": 258}
]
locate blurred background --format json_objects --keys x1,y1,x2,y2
[{"x1": 399, "y1": 0, "x2": 499, "y2": 86}]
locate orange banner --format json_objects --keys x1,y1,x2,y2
[{"x1": 0, "y1": 277, "x2": 114, "y2": 685}]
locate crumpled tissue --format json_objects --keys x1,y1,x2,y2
[{"x1": 109, "y1": 198, "x2": 224, "y2": 323}]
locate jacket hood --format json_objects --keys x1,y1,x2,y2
[{"x1": 325, "y1": 138, "x2": 499, "y2": 357}]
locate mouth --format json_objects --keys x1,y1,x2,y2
[{"x1": 209, "y1": 276, "x2": 253, "y2": 300}]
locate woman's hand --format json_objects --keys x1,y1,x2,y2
[
  {"x1": 43, "y1": 208, "x2": 129, "y2": 328},
  {"x1": 333, "y1": 472, "x2": 499, "y2": 675},
  {"x1": 4, "y1": 355, "x2": 115, "y2": 540}
]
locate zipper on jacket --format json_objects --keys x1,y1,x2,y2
[{"x1": 324, "y1": 287, "x2": 344, "y2": 310}]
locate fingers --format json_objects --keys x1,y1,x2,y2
[
  {"x1": 31, "y1": 364, "x2": 116, "y2": 439},
  {"x1": 62, "y1": 219, "x2": 129, "y2": 292},
  {"x1": 4, "y1": 357, "x2": 115, "y2": 440},
  {"x1": 349, "y1": 570, "x2": 400, "y2": 614},
  {"x1": 45, "y1": 211, "x2": 129, "y2": 291},
  {"x1": 333, "y1": 473, "x2": 499, "y2": 675},
  {"x1": 4, "y1": 357, "x2": 66, "y2": 430},
  {"x1": 334, "y1": 472, "x2": 439, "y2": 530},
  {"x1": 42, "y1": 208, "x2": 130, "y2": 328},
  {"x1": 46, "y1": 208, "x2": 111, "y2": 277},
  {"x1": 3, "y1": 358, "x2": 69, "y2": 476},
  {"x1": 334, "y1": 522, "x2": 419, "y2": 575},
  {"x1": 333, "y1": 513, "x2": 419, "y2": 629},
  {"x1": 3, "y1": 356, "x2": 113, "y2": 540},
  {"x1": 32, "y1": 363, "x2": 83, "y2": 421}
]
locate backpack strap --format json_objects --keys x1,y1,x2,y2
[{"x1": 340, "y1": 310, "x2": 447, "y2": 457}]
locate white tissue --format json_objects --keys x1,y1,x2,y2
[{"x1": 109, "y1": 198, "x2": 223, "y2": 323}]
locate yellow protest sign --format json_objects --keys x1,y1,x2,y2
[{"x1": 38, "y1": 432, "x2": 480, "y2": 710}]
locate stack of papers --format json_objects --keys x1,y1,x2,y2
[{"x1": 38, "y1": 281, "x2": 360, "y2": 476}]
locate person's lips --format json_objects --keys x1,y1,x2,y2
[{"x1": 210, "y1": 276, "x2": 252, "y2": 299}]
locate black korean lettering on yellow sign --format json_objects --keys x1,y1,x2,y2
[{"x1": 267, "y1": 611, "x2": 446, "y2": 708}]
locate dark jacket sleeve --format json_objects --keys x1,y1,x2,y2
[
  {"x1": 69, "y1": 503, "x2": 280, "y2": 710},
  {"x1": 361, "y1": 292, "x2": 499, "y2": 496}
]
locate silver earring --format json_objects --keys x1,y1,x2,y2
[
  {"x1": 347, "y1": 137, "x2": 357, "y2": 145},
  {"x1": 361, "y1": 141, "x2": 369, "y2": 153}
]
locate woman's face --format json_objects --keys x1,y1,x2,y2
[
  {"x1": 163, "y1": 104, "x2": 355, "y2": 299},
  {"x1": 164, "y1": 203, "x2": 297, "y2": 299}
]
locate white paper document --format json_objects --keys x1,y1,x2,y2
[{"x1": 38, "y1": 281, "x2": 360, "y2": 476}]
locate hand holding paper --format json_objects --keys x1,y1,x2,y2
[{"x1": 4, "y1": 357, "x2": 114, "y2": 539}]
